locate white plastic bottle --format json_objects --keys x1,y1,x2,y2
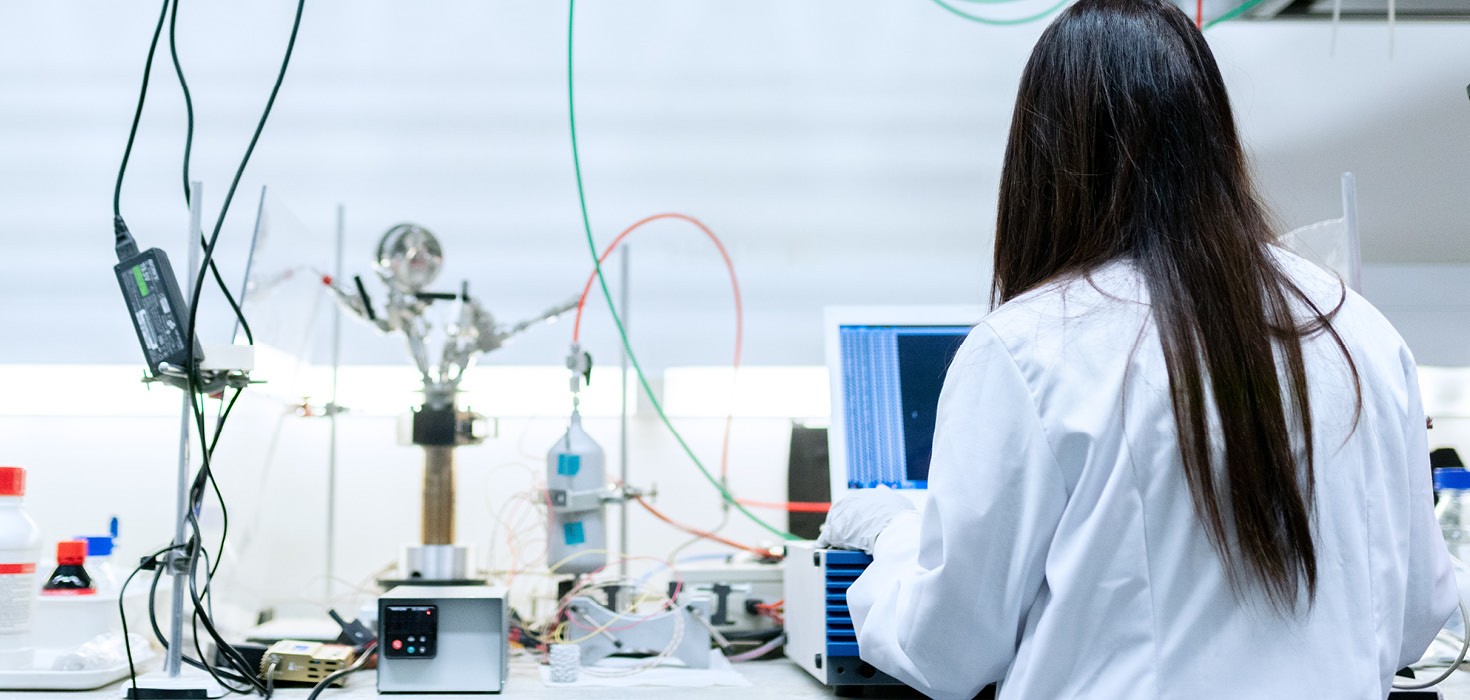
[
  {"x1": 1436, "y1": 468, "x2": 1470, "y2": 563},
  {"x1": 0, "y1": 467, "x2": 41, "y2": 670},
  {"x1": 546, "y1": 411, "x2": 607, "y2": 575}
]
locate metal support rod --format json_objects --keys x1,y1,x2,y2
[
  {"x1": 422, "y1": 446, "x2": 456, "y2": 545},
  {"x1": 618, "y1": 246, "x2": 631, "y2": 579},
  {"x1": 326, "y1": 204, "x2": 344, "y2": 601},
  {"x1": 166, "y1": 181, "x2": 205, "y2": 679},
  {"x1": 1341, "y1": 172, "x2": 1363, "y2": 293}
]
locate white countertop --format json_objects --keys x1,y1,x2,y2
[{"x1": 11, "y1": 655, "x2": 1470, "y2": 699}]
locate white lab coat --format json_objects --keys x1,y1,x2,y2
[{"x1": 847, "y1": 250, "x2": 1457, "y2": 700}]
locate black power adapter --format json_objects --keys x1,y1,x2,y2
[{"x1": 113, "y1": 217, "x2": 203, "y2": 376}]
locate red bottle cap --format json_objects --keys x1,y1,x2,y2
[
  {"x1": 0, "y1": 467, "x2": 23, "y2": 497},
  {"x1": 56, "y1": 540, "x2": 87, "y2": 566}
]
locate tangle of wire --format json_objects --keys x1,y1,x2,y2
[
  {"x1": 569, "y1": 212, "x2": 762, "y2": 556},
  {"x1": 539, "y1": 555, "x2": 691, "y2": 677},
  {"x1": 112, "y1": 0, "x2": 308, "y2": 695}
]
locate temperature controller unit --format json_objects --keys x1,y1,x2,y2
[
  {"x1": 377, "y1": 585, "x2": 508, "y2": 693},
  {"x1": 783, "y1": 542, "x2": 905, "y2": 694}
]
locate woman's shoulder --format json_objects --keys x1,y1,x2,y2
[
  {"x1": 968, "y1": 260, "x2": 1153, "y2": 388},
  {"x1": 1268, "y1": 245, "x2": 1411, "y2": 359},
  {"x1": 983, "y1": 258, "x2": 1149, "y2": 344}
]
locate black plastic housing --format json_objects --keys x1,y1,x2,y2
[{"x1": 114, "y1": 247, "x2": 203, "y2": 374}]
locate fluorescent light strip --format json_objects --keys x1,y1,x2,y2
[
  {"x1": 15, "y1": 363, "x2": 1453, "y2": 421},
  {"x1": 662, "y1": 366, "x2": 830, "y2": 418},
  {"x1": 0, "y1": 364, "x2": 630, "y2": 418}
]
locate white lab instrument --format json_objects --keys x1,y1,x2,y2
[
  {"x1": 563, "y1": 595, "x2": 713, "y2": 670},
  {"x1": 846, "y1": 252, "x2": 1456, "y2": 700},
  {"x1": 376, "y1": 585, "x2": 508, "y2": 694},
  {"x1": 783, "y1": 542, "x2": 903, "y2": 693},
  {"x1": 782, "y1": 306, "x2": 982, "y2": 693},
  {"x1": 675, "y1": 559, "x2": 783, "y2": 635}
]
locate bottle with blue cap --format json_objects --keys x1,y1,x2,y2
[
  {"x1": 72, "y1": 517, "x2": 120, "y2": 596},
  {"x1": 1434, "y1": 467, "x2": 1470, "y2": 563}
]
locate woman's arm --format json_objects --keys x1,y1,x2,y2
[{"x1": 846, "y1": 323, "x2": 1068, "y2": 700}]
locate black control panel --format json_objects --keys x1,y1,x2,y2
[{"x1": 383, "y1": 604, "x2": 437, "y2": 659}]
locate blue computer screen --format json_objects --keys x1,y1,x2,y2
[{"x1": 839, "y1": 325, "x2": 971, "y2": 490}]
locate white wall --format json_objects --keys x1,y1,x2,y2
[
  {"x1": 1, "y1": 1, "x2": 1468, "y2": 624},
  {"x1": 2, "y1": 397, "x2": 802, "y2": 620},
  {"x1": 1364, "y1": 265, "x2": 1470, "y2": 368},
  {"x1": 1, "y1": 3, "x2": 1467, "y2": 373}
]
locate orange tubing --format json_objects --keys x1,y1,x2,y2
[
  {"x1": 632, "y1": 495, "x2": 775, "y2": 558},
  {"x1": 735, "y1": 499, "x2": 831, "y2": 514},
  {"x1": 571, "y1": 212, "x2": 743, "y2": 480},
  {"x1": 571, "y1": 213, "x2": 741, "y2": 362}
]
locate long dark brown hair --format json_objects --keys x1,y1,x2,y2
[{"x1": 993, "y1": 0, "x2": 1359, "y2": 610}]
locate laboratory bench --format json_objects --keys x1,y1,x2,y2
[
  {"x1": 53, "y1": 657, "x2": 877, "y2": 700},
  {"x1": 32, "y1": 656, "x2": 1470, "y2": 700}
]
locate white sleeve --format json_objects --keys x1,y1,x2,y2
[
  {"x1": 1397, "y1": 346, "x2": 1458, "y2": 669},
  {"x1": 846, "y1": 323, "x2": 1067, "y2": 700}
]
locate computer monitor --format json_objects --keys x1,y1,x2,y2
[{"x1": 823, "y1": 306, "x2": 982, "y2": 501}]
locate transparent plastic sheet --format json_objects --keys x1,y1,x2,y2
[
  {"x1": 1277, "y1": 173, "x2": 1363, "y2": 292},
  {"x1": 1280, "y1": 217, "x2": 1351, "y2": 282},
  {"x1": 196, "y1": 190, "x2": 335, "y2": 619},
  {"x1": 50, "y1": 632, "x2": 154, "y2": 672},
  {"x1": 235, "y1": 189, "x2": 334, "y2": 403}
]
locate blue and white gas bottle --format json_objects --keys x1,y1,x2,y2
[{"x1": 547, "y1": 409, "x2": 607, "y2": 575}]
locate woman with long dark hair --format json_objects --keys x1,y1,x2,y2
[{"x1": 816, "y1": 0, "x2": 1457, "y2": 697}]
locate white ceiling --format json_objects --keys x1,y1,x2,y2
[{"x1": 0, "y1": 1, "x2": 1466, "y2": 369}]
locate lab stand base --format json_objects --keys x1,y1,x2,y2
[
  {"x1": 122, "y1": 669, "x2": 226, "y2": 699},
  {"x1": 1389, "y1": 689, "x2": 1444, "y2": 699}
]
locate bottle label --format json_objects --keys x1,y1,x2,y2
[
  {"x1": 0, "y1": 564, "x2": 37, "y2": 635},
  {"x1": 39, "y1": 588, "x2": 96, "y2": 596}
]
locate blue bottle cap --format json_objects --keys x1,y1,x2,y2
[
  {"x1": 74, "y1": 536, "x2": 114, "y2": 557},
  {"x1": 1434, "y1": 468, "x2": 1470, "y2": 491}
]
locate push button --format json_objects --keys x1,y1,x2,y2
[{"x1": 391, "y1": 639, "x2": 403, "y2": 651}]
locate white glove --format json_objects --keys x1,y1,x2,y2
[{"x1": 815, "y1": 485, "x2": 916, "y2": 554}]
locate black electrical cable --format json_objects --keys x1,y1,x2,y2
[
  {"x1": 166, "y1": 0, "x2": 193, "y2": 208},
  {"x1": 185, "y1": 512, "x2": 268, "y2": 694},
  {"x1": 187, "y1": 546, "x2": 256, "y2": 696},
  {"x1": 163, "y1": 2, "x2": 308, "y2": 690},
  {"x1": 120, "y1": 544, "x2": 184, "y2": 699},
  {"x1": 140, "y1": 549, "x2": 257, "y2": 690},
  {"x1": 176, "y1": 1, "x2": 308, "y2": 669},
  {"x1": 116, "y1": 2, "x2": 308, "y2": 694},
  {"x1": 112, "y1": 0, "x2": 170, "y2": 221},
  {"x1": 171, "y1": 389, "x2": 259, "y2": 691},
  {"x1": 182, "y1": 0, "x2": 306, "y2": 382},
  {"x1": 166, "y1": 0, "x2": 256, "y2": 347},
  {"x1": 125, "y1": 390, "x2": 255, "y2": 693},
  {"x1": 305, "y1": 643, "x2": 377, "y2": 700},
  {"x1": 189, "y1": 387, "x2": 243, "y2": 601}
]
